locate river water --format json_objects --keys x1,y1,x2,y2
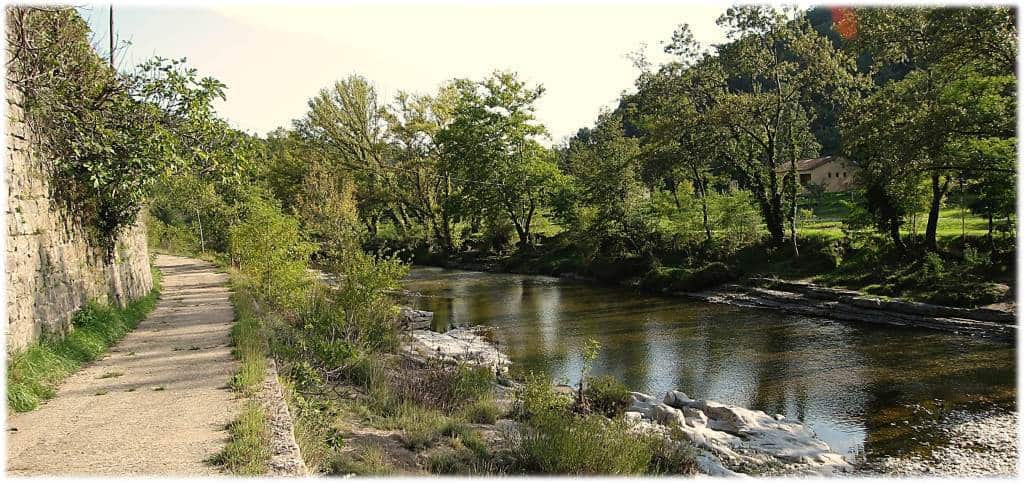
[{"x1": 401, "y1": 266, "x2": 1016, "y2": 464}]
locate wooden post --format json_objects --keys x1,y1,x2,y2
[{"x1": 108, "y1": 6, "x2": 114, "y2": 68}]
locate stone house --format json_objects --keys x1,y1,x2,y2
[{"x1": 775, "y1": 155, "x2": 857, "y2": 192}]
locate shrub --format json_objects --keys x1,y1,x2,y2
[
  {"x1": 463, "y1": 397, "x2": 502, "y2": 424},
  {"x1": 510, "y1": 372, "x2": 573, "y2": 421},
  {"x1": 585, "y1": 375, "x2": 632, "y2": 418},
  {"x1": 509, "y1": 411, "x2": 654, "y2": 474},
  {"x1": 386, "y1": 358, "x2": 495, "y2": 413},
  {"x1": 228, "y1": 195, "x2": 317, "y2": 311}
]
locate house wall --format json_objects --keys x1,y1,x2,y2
[{"x1": 807, "y1": 158, "x2": 857, "y2": 192}]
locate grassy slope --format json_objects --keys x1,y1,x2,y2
[{"x1": 6, "y1": 267, "x2": 162, "y2": 412}]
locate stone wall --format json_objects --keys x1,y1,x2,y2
[{"x1": 5, "y1": 88, "x2": 153, "y2": 353}]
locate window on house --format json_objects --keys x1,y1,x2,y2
[
  {"x1": 800, "y1": 173, "x2": 812, "y2": 185},
  {"x1": 828, "y1": 172, "x2": 832, "y2": 178},
  {"x1": 843, "y1": 172, "x2": 847, "y2": 177}
]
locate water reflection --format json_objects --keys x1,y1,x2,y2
[{"x1": 402, "y1": 267, "x2": 1016, "y2": 461}]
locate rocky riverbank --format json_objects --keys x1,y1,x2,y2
[
  {"x1": 856, "y1": 408, "x2": 1018, "y2": 477},
  {"x1": 681, "y1": 278, "x2": 1016, "y2": 339},
  {"x1": 628, "y1": 390, "x2": 851, "y2": 476}
]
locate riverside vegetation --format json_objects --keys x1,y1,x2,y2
[{"x1": 5, "y1": 5, "x2": 1017, "y2": 476}]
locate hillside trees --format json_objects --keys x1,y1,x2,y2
[
  {"x1": 629, "y1": 7, "x2": 860, "y2": 252},
  {"x1": 842, "y1": 6, "x2": 1017, "y2": 252}
]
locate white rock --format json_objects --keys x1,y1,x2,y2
[
  {"x1": 633, "y1": 389, "x2": 851, "y2": 477},
  {"x1": 653, "y1": 404, "x2": 686, "y2": 427},
  {"x1": 402, "y1": 327, "x2": 510, "y2": 373}
]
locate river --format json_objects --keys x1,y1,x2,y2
[{"x1": 401, "y1": 266, "x2": 1016, "y2": 465}]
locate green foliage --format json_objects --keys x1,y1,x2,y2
[
  {"x1": 462, "y1": 396, "x2": 502, "y2": 424},
  {"x1": 509, "y1": 411, "x2": 654, "y2": 475},
  {"x1": 8, "y1": 8, "x2": 249, "y2": 252},
  {"x1": 508, "y1": 372, "x2": 697, "y2": 475},
  {"x1": 229, "y1": 196, "x2": 316, "y2": 311},
  {"x1": 7, "y1": 286, "x2": 159, "y2": 412},
  {"x1": 209, "y1": 401, "x2": 270, "y2": 475},
  {"x1": 640, "y1": 262, "x2": 736, "y2": 293},
  {"x1": 510, "y1": 372, "x2": 573, "y2": 421},
  {"x1": 584, "y1": 375, "x2": 632, "y2": 419}
]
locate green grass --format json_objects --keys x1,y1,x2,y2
[
  {"x1": 462, "y1": 396, "x2": 502, "y2": 424},
  {"x1": 331, "y1": 445, "x2": 395, "y2": 475},
  {"x1": 211, "y1": 273, "x2": 272, "y2": 475},
  {"x1": 209, "y1": 400, "x2": 271, "y2": 475},
  {"x1": 6, "y1": 271, "x2": 161, "y2": 412},
  {"x1": 228, "y1": 296, "x2": 267, "y2": 396}
]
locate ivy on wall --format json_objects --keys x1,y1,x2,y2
[{"x1": 6, "y1": 7, "x2": 252, "y2": 256}]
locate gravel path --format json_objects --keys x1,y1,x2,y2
[{"x1": 5, "y1": 255, "x2": 239, "y2": 476}]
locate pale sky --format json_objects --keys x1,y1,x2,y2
[{"x1": 81, "y1": 1, "x2": 732, "y2": 143}]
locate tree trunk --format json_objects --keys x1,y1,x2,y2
[
  {"x1": 692, "y1": 168, "x2": 712, "y2": 245},
  {"x1": 924, "y1": 174, "x2": 949, "y2": 252},
  {"x1": 890, "y1": 218, "x2": 906, "y2": 252}
]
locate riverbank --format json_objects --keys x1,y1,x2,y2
[{"x1": 856, "y1": 408, "x2": 1018, "y2": 477}]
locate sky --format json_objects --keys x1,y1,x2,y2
[{"x1": 80, "y1": 1, "x2": 732, "y2": 143}]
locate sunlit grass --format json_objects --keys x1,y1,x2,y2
[{"x1": 6, "y1": 268, "x2": 161, "y2": 412}]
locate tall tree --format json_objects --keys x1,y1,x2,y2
[
  {"x1": 437, "y1": 72, "x2": 560, "y2": 248},
  {"x1": 701, "y1": 6, "x2": 860, "y2": 249},
  {"x1": 844, "y1": 6, "x2": 1016, "y2": 251}
]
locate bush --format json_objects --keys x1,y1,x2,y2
[
  {"x1": 229, "y1": 195, "x2": 317, "y2": 311},
  {"x1": 386, "y1": 359, "x2": 496, "y2": 413},
  {"x1": 509, "y1": 411, "x2": 655, "y2": 474},
  {"x1": 585, "y1": 375, "x2": 631, "y2": 418},
  {"x1": 510, "y1": 372, "x2": 573, "y2": 421},
  {"x1": 463, "y1": 397, "x2": 502, "y2": 424}
]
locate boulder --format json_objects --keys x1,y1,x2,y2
[
  {"x1": 628, "y1": 392, "x2": 658, "y2": 419},
  {"x1": 401, "y1": 326, "x2": 510, "y2": 373},
  {"x1": 398, "y1": 307, "x2": 433, "y2": 330},
  {"x1": 631, "y1": 389, "x2": 852, "y2": 476},
  {"x1": 653, "y1": 404, "x2": 686, "y2": 427}
]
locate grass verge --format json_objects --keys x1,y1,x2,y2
[
  {"x1": 6, "y1": 267, "x2": 162, "y2": 412},
  {"x1": 208, "y1": 400, "x2": 271, "y2": 475},
  {"x1": 210, "y1": 275, "x2": 272, "y2": 474}
]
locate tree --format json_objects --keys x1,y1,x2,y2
[
  {"x1": 844, "y1": 7, "x2": 1016, "y2": 252},
  {"x1": 437, "y1": 71, "x2": 560, "y2": 248},
  {"x1": 383, "y1": 87, "x2": 460, "y2": 254},
  {"x1": 687, "y1": 6, "x2": 860, "y2": 249},
  {"x1": 297, "y1": 75, "x2": 408, "y2": 237},
  {"x1": 557, "y1": 112, "x2": 655, "y2": 260}
]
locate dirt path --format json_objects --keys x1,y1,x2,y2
[{"x1": 6, "y1": 254, "x2": 239, "y2": 476}]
